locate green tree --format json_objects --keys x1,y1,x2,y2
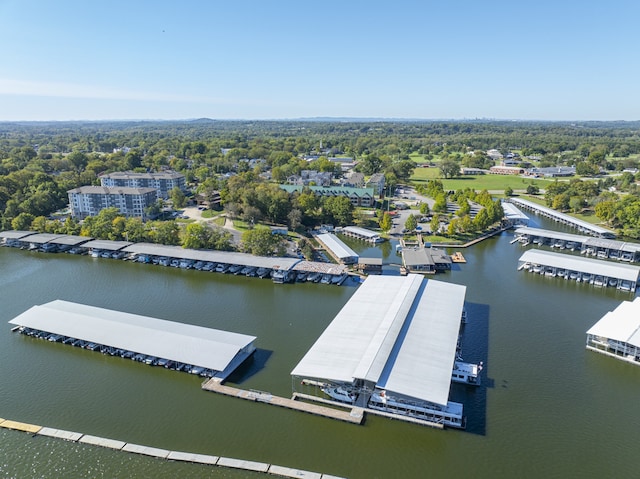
[
  {"x1": 11, "y1": 212, "x2": 35, "y2": 230},
  {"x1": 170, "y1": 187, "x2": 187, "y2": 209},
  {"x1": 430, "y1": 214, "x2": 441, "y2": 234},
  {"x1": 473, "y1": 208, "x2": 492, "y2": 230},
  {"x1": 526, "y1": 184, "x2": 539, "y2": 195},
  {"x1": 182, "y1": 223, "x2": 209, "y2": 249},
  {"x1": 323, "y1": 196, "x2": 354, "y2": 226},
  {"x1": 404, "y1": 214, "x2": 417, "y2": 232},
  {"x1": 569, "y1": 196, "x2": 585, "y2": 213},
  {"x1": 504, "y1": 186, "x2": 514, "y2": 197},
  {"x1": 287, "y1": 208, "x2": 302, "y2": 230},
  {"x1": 439, "y1": 159, "x2": 460, "y2": 179},
  {"x1": 241, "y1": 226, "x2": 280, "y2": 256},
  {"x1": 433, "y1": 194, "x2": 448, "y2": 213},
  {"x1": 149, "y1": 221, "x2": 181, "y2": 245},
  {"x1": 379, "y1": 212, "x2": 393, "y2": 232},
  {"x1": 124, "y1": 217, "x2": 146, "y2": 242},
  {"x1": 419, "y1": 202, "x2": 430, "y2": 215}
]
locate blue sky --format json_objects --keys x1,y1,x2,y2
[{"x1": 1, "y1": 0, "x2": 638, "y2": 121}]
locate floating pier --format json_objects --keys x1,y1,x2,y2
[
  {"x1": 0, "y1": 417, "x2": 345, "y2": 479},
  {"x1": 201, "y1": 379, "x2": 364, "y2": 425}
]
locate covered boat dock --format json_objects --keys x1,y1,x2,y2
[
  {"x1": 513, "y1": 227, "x2": 640, "y2": 262},
  {"x1": 338, "y1": 226, "x2": 383, "y2": 243},
  {"x1": 586, "y1": 298, "x2": 640, "y2": 365},
  {"x1": 315, "y1": 233, "x2": 359, "y2": 264},
  {"x1": 0, "y1": 230, "x2": 35, "y2": 247},
  {"x1": 292, "y1": 275, "x2": 468, "y2": 428},
  {"x1": 501, "y1": 201, "x2": 530, "y2": 227},
  {"x1": 517, "y1": 249, "x2": 640, "y2": 291},
  {"x1": 507, "y1": 198, "x2": 616, "y2": 238},
  {"x1": 9, "y1": 300, "x2": 257, "y2": 381}
]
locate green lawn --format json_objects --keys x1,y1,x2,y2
[{"x1": 410, "y1": 168, "x2": 553, "y2": 192}]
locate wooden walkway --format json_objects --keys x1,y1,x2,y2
[
  {"x1": 201, "y1": 379, "x2": 364, "y2": 425},
  {"x1": 0, "y1": 417, "x2": 345, "y2": 478}
]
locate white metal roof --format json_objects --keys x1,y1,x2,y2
[
  {"x1": 515, "y1": 227, "x2": 640, "y2": 253},
  {"x1": 49, "y1": 235, "x2": 94, "y2": 246},
  {"x1": 378, "y1": 279, "x2": 466, "y2": 406},
  {"x1": 22, "y1": 233, "x2": 67, "y2": 244},
  {"x1": 342, "y1": 226, "x2": 381, "y2": 239},
  {"x1": 518, "y1": 249, "x2": 640, "y2": 281},
  {"x1": 8, "y1": 300, "x2": 256, "y2": 372},
  {"x1": 501, "y1": 202, "x2": 529, "y2": 221},
  {"x1": 586, "y1": 298, "x2": 640, "y2": 347},
  {"x1": 508, "y1": 198, "x2": 615, "y2": 237},
  {"x1": 316, "y1": 233, "x2": 358, "y2": 261},
  {"x1": 291, "y1": 275, "x2": 466, "y2": 406},
  {"x1": 515, "y1": 227, "x2": 587, "y2": 243},
  {"x1": 81, "y1": 239, "x2": 133, "y2": 251},
  {"x1": 0, "y1": 230, "x2": 36, "y2": 239},
  {"x1": 122, "y1": 243, "x2": 301, "y2": 270}
]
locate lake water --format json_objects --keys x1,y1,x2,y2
[{"x1": 1, "y1": 217, "x2": 639, "y2": 478}]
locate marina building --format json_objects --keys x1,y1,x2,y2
[
  {"x1": 506, "y1": 198, "x2": 616, "y2": 238},
  {"x1": 68, "y1": 186, "x2": 158, "y2": 220},
  {"x1": 517, "y1": 249, "x2": 640, "y2": 291},
  {"x1": 100, "y1": 171, "x2": 186, "y2": 200},
  {"x1": 9, "y1": 300, "x2": 257, "y2": 381},
  {"x1": 292, "y1": 275, "x2": 468, "y2": 428},
  {"x1": 513, "y1": 227, "x2": 640, "y2": 262},
  {"x1": 586, "y1": 298, "x2": 640, "y2": 366},
  {"x1": 402, "y1": 247, "x2": 452, "y2": 274},
  {"x1": 315, "y1": 233, "x2": 359, "y2": 264}
]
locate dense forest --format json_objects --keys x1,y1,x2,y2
[{"x1": 1, "y1": 119, "x2": 640, "y2": 240}]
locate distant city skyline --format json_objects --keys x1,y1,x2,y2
[{"x1": 1, "y1": 0, "x2": 638, "y2": 122}]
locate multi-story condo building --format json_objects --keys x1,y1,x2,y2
[
  {"x1": 99, "y1": 171, "x2": 186, "y2": 200},
  {"x1": 68, "y1": 186, "x2": 158, "y2": 220}
]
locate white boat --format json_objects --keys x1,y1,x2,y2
[
  {"x1": 228, "y1": 264, "x2": 242, "y2": 274},
  {"x1": 619, "y1": 280, "x2": 633, "y2": 291},
  {"x1": 368, "y1": 390, "x2": 464, "y2": 428},
  {"x1": 452, "y1": 360, "x2": 482, "y2": 385},
  {"x1": 322, "y1": 385, "x2": 464, "y2": 428},
  {"x1": 321, "y1": 274, "x2": 331, "y2": 284},
  {"x1": 569, "y1": 271, "x2": 580, "y2": 280},
  {"x1": 608, "y1": 278, "x2": 618, "y2": 287},
  {"x1": 620, "y1": 252, "x2": 633, "y2": 262},
  {"x1": 322, "y1": 386, "x2": 355, "y2": 403},
  {"x1": 256, "y1": 267, "x2": 269, "y2": 278},
  {"x1": 216, "y1": 263, "x2": 230, "y2": 273},
  {"x1": 271, "y1": 269, "x2": 287, "y2": 283}
]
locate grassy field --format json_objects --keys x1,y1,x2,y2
[{"x1": 410, "y1": 167, "x2": 553, "y2": 191}]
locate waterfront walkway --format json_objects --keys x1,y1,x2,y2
[
  {"x1": 0, "y1": 417, "x2": 345, "y2": 479},
  {"x1": 201, "y1": 379, "x2": 364, "y2": 424}
]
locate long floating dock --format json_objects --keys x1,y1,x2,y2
[
  {"x1": 201, "y1": 379, "x2": 364, "y2": 424},
  {"x1": 0, "y1": 417, "x2": 345, "y2": 479}
]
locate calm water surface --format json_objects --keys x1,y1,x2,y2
[{"x1": 1, "y1": 218, "x2": 639, "y2": 478}]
